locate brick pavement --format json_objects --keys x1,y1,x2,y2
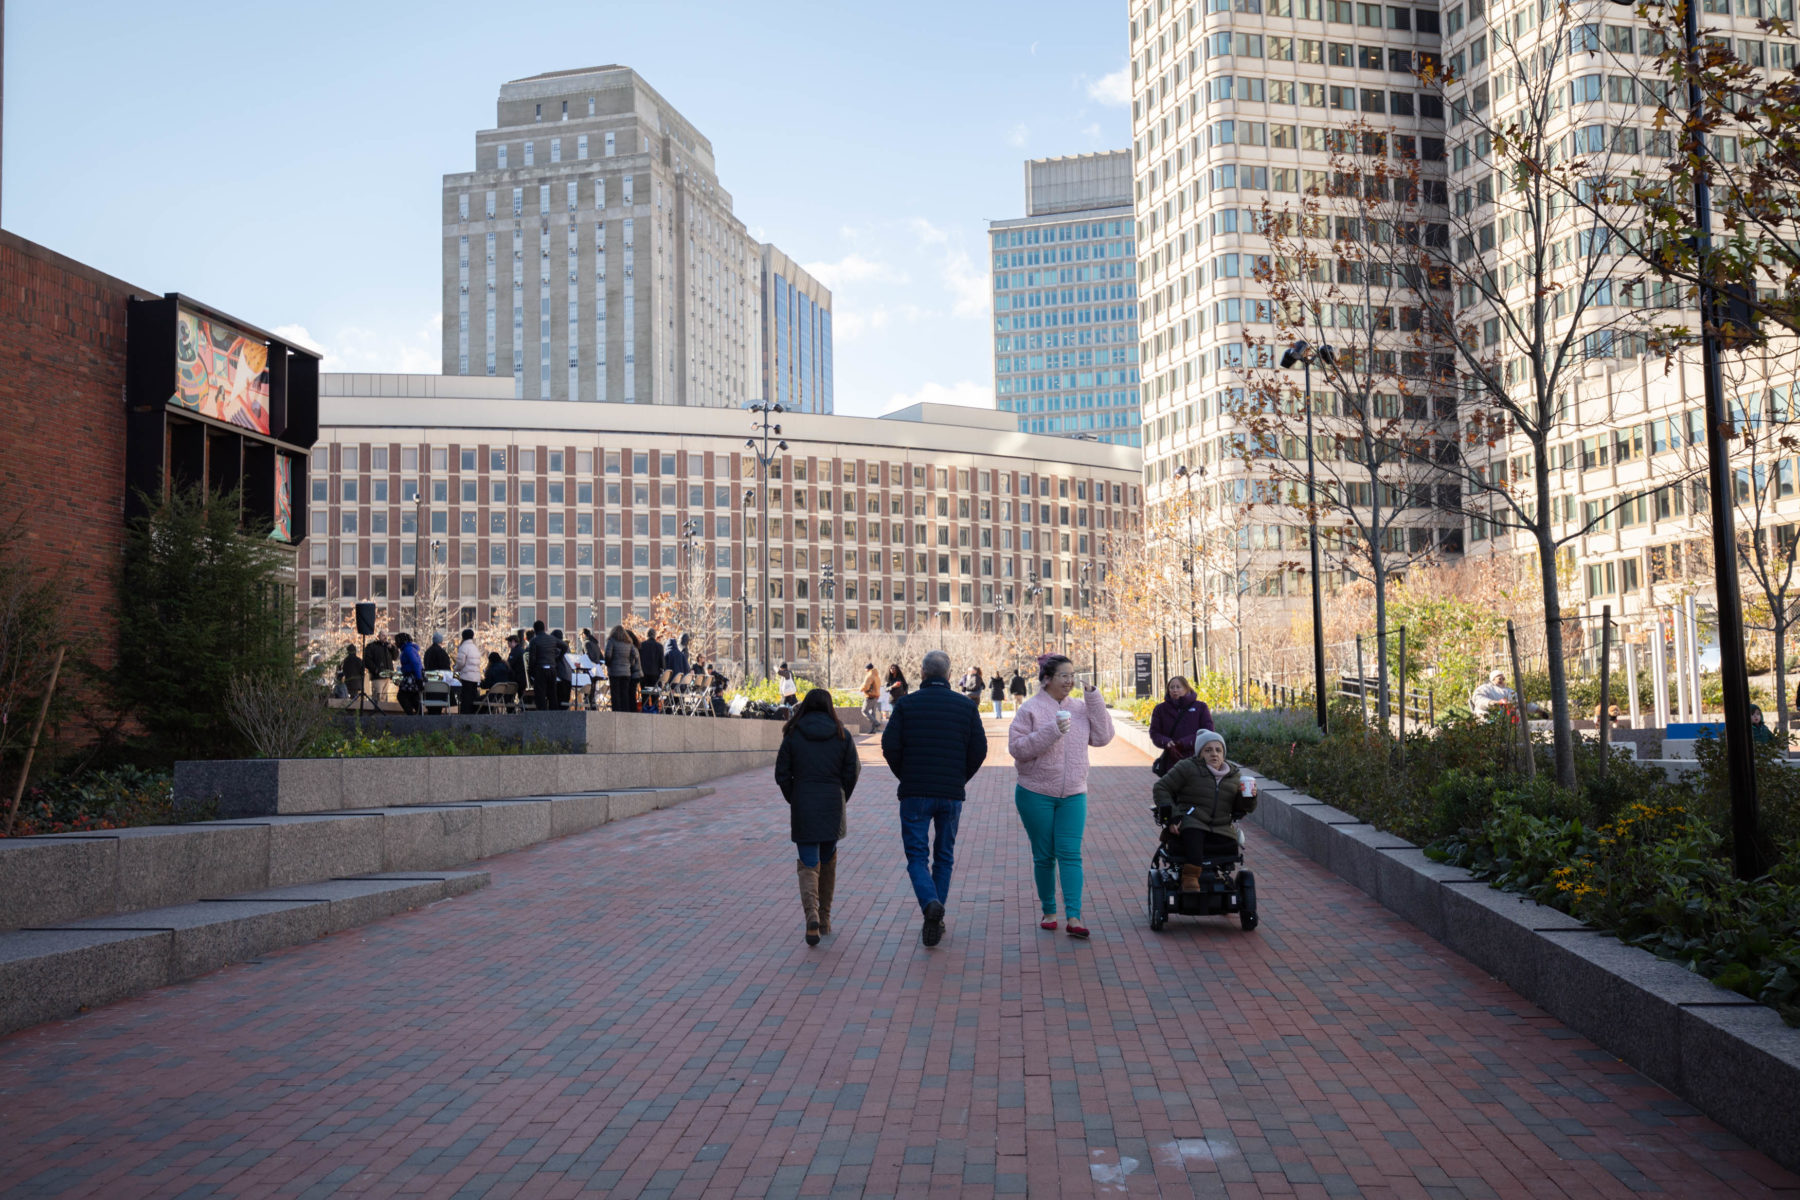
[{"x1": 2, "y1": 728, "x2": 1796, "y2": 1199}]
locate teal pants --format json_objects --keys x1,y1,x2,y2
[{"x1": 1014, "y1": 785, "x2": 1087, "y2": 920}]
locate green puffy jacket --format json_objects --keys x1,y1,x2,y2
[{"x1": 1152, "y1": 757, "x2": 1256, "y2": 835}]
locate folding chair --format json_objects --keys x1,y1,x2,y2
[
  {"x1": 421, "y1": 680, "x2": 454, "y2": 714},
  {"x1": 478, "y1": 682, "x2": 519, "y2": 714}
]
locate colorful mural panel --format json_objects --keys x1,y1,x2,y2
[
  {"x1": 272, "y1": 456, "x2": 293, "y2": 542},
  {"x1": 172, "y1": 310, "x2": 271, "y2": 434}
]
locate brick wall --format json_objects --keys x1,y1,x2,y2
[{"x1": 0, "y1": 231, "x2": 154, "y2": 682}]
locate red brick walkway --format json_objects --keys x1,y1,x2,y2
[{"x1": 2, "y1": 730, "x2": 1795, "y2": 1199}]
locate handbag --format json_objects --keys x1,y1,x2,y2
[{"x1": 1152, "y1": 746, "x2": 1177, "y2": 777}]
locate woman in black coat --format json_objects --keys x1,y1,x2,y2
[{"x1": 775, "y1": 687, "x2": 861, "y2": 947}]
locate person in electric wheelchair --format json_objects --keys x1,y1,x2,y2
[{"x1": 1147, "y1": 729, "x2": 1260, "y2": 931}]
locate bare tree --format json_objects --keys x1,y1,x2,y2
[
  {"x1": 1404, "y1": 4, "x2": 1691, "y2": 784},
  {"x1": 1245, "y1": 133, "x2": 1459, "y2": 722}
]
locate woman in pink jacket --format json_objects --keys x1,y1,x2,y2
[{"x1": 1007, "y1": 653, "x2": 1115, "y2": 938}]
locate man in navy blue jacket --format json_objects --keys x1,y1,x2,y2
[{"x1": 881, "y1": 649, "x2": 989, "y2": 946}]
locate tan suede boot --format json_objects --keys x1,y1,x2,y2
[
  {"x1": 797, "y1": 862, "x2": 821, "y2": 946},
  {"x1": 817, "y1": 854, "x2": 836, "y2": 936},
  {"x1": 1179, "y1": 864, "x2": 1203, "y2": 893}
]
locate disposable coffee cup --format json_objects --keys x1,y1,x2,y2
[
  {"x1": 1056, "y1": 709, "x2": 1072, "y2": 723},
  {"x1": 1240, "y1": 777, "x2": 1255, "y2": 798}
]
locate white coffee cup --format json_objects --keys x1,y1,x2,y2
[
  {"x1": 1240, "y1": 777, "x2": 1255, "y2": 798},
  {"x1": 1056, "y1": 709, "x2": 1072, "y2": 729}
]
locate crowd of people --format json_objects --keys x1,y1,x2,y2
[
  {"x1": 332, "y1": 623, "x2": 726, "y2": 716},
  {"x1": 774, "y1": 651, "x2": 1262, "y2": 948}
]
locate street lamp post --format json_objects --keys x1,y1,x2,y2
[
  {"x1": 745, "y1": 403, "x2": 788, "y2": 688},
  {"x1": 1026, "y1": 571, "x2": 1044, "y2": 654},
  {"x1": 1280, "y1": 340, "x2": 1334, "y2": 734},
  {"x1": 413, "y1": 493, "x2": 425, "y2": 639},
  {"x1": 1173, "y1": 463, "x2": 1201, "y2": 683},
  {"x1": 820, "y1": 560, "x2": 836, "y2": 691},
  {"x1": 681, "y1": 516, "x2": 700, "y2": 658},
  {"x1": 1079, "y1": 561, "x2": 1095, "y2": 686}
]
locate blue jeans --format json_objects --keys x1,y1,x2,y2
[
  {"x1": 899, "y1": 796, "x2": 963, "y2": 912},
  {"x1": 1014, "y1": 786, "x2": 1086, "y2": 920},
  {"x1": 796, "y1": 841, "x2": 837, "y2": 868}
]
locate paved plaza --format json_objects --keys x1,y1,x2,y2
[{"x1": 2, "y1": 730, "x2": 1796, "y2": 1199}]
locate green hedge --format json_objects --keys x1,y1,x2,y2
[{"x1": 1225, "y1": 707, "x2": 1800, "y2": 1024}]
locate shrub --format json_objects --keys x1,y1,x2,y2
[
  {"x1": 2, "y1": 766, "x2": 197, "y2": 837},
  {"x1": 300, "y1": 728, "x2": 573, "y2": 759},
  {"x1": 116, "y1": 486, "x2": 300, "y2": 764},
  {"x1": 227, "y1": 671, "x2": 335, "y2": 759}
]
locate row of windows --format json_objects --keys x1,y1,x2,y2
[
  {"x1": 310, "y1": 445, "x2": 1128, "y2": 498},
  {"x1": 991, "y1": 220, "x2": 1135, "y2": 252},
  {"x1": 492, "y1": 127, "x2": 619, "y2": 169}
]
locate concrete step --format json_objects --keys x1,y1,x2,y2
[
  {"x1": 0, "y1": 786, "x2": 713, "y2": 933},
  {"x1": 0, "y1": 871, "x2": 487, "y2": 1038}
]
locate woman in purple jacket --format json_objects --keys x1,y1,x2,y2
[{"x1": 1149, "y1": 677, "x2": 1213, "y2": 775}]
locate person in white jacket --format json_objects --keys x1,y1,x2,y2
[{"x1": 455, "y1": 629, "x2": 484, "y2": 713}]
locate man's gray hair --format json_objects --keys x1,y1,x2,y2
[{"x1": 921, "y1": 650, "x2": 951, "y2": 680}]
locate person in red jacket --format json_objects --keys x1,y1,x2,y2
[{"x1": 1149, "y1": 676, "x2": 1213, "y2": 775}]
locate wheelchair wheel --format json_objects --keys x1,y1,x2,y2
[
  {"x1": 1237, "y1": 870, "x2": 1258, "y2": 932},
  {"x1": 1147, "y1": 873, "x2": 1168, "y2": 931}
]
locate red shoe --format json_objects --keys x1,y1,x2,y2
[
  {"x1": 1040, "y1": 916, "x2": 1058, "y2": 931},
  {"x1": 1066, "y1": 921, "x2": 1090, "y2": 939}
]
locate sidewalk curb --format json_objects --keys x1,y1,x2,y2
[{"x1": 1245, "y1": 774, "x2": 1800, "y2": 1174}]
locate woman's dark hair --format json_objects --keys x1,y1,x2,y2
[
  {"x1": 784, "y1": 686, "x2": 847, "y2": 739},
  {"x1": 1037, "y1": 653, "x2": 1074, "y2": 682},
  {"x1": 971, "y1": 667, "x2": 985, "y2": 683},
  {"x1": 886, "y1": 663, "x2": 906, "y2": 684},
  {"x1": 461, "y1": 628, "x2": 474, "y2": 641},
  {"x1": 395, "y1": 632, "x2": 412, "y2": 646},
  {"x1": 487, "y1": 651, "x2": 505, "y2": 668},
  {"x1": 343, "y1": 645, "x2": 359, "y2": 662}
]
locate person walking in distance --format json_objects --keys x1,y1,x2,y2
[
  {"x1": 1008, "y1": 668, "x2": 1028, "y2": 707},
  {"x1": 528, "y1": 620, "x2": 560, "y2": 711},
  {"x1": 775, "y1": 688, "x2": 861, "y2": 946},
  {"x1": 778, "y1": 662, "x2": 798, "y2": 707},
  {"x1": 860, "y1": 662, "x2": 883, "y2": 732},
  {"x1": 881, "y1": 650, "x2": 988, "y2": 947},
  {"x1": 1007, "y1": 654, "x2": 1115, "y2": 938},
  {"x1": 1148, "y1": 676, "x2": 1213, "y2": 776},
  {"x1": 395, "y1": 632, "x2": 424, "y2": 716},
  {"x1": 988, "y1": 669, "x2": 1006, "y2": 719}
]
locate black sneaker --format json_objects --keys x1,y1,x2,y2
[{"x1": 922, "y1": 900, "x2": 945, "y2": 947}]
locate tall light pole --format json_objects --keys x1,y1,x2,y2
[
  {"x1": 820, "y1": 560, "x2": 836, "y2": 690},
  {"x1": 1079, "y1": 561, "x2": 1095, "y2": 685},
  {"x1": 1599, "y1": 0, "x2": 1758, "y2": 876},
  {"x1": 1173, "y1": 463, "x2": 1201, "y2": 682},
  {"x1": 681, "y1": 516, "x2": 700, "y2": 655},
  {"x1": 412, "y1": 492, "x2": 426, "y2": 639},
  {"x1": 745, "y1": 403, "x2": 787, "y2": 686},
  {"x1": 1280, "y1": 340, "x2": 1333, "y2": 733},
  {"x1": 1026, "y1": 570, "x2": 1044, "y2": 654}
]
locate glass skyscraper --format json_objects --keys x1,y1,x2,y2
[
  {"x1": 989, "y1": 151, "x2": 1141, "y2": 446},
  {"x1": 761, "y1": 244, "x2": 833, "y2": 414}
]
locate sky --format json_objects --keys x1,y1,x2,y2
[{"x1": 1, "y1": 1, "x2": 1132, "y2": 417}]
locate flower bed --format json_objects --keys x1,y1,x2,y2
[{"x1": 1225, "y1": 705, "x2": 1800, "y2": 1025}]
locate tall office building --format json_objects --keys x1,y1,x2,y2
[
  {"x1": 759, "y1": 244, "x2": 834, "y2": 414},
  {"x1": 989, "y1": 151, "x2": 1143, "y2": 445},
  {"x1": 441, "y1": 66, "x2": 764, "y2": 407},
  {"x1": 1129, "y1": 0, "x2": 1449, "y2": 622}
]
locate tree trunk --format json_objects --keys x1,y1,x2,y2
[
  {"x1": 1373, "y1": 534, "x2": 1391, "y2": 729},
  {"x1": 1776, "y1": 609, "x2": 1790, "y2": 740},
  {"x1": 1536, "y1": 524, "x2": 1577, "y2": 788}
]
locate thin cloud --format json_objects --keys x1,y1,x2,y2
[
  {"x1": 272, "y1": 324, "x2": 326, "y2": 355},
  {"x1": 801, "y1": 253, "x2": 904, "y2": 289},
  {"x1": 908, "y1": 218, "x2": 950, "y2": 246},
  {"x1": 941, "y1": 246, "x2": 990, "y2": 320},
  {"x1": 1007, "y1": 122, "x2": 1030, "y2": 148},
  {"x1": 312, "y1": 314, "x2": 442, "y2": 374},
  {"x1": 1087, "y1": 66, "x2": 1132, "y2": 106}
]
